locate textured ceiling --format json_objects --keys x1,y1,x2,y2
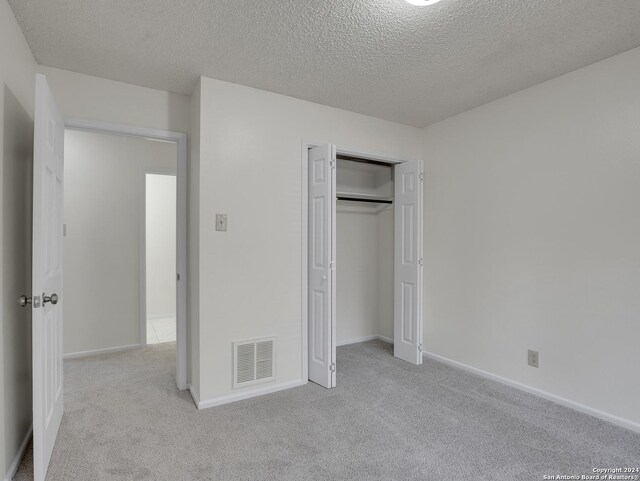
[{"x1": 9, "y1": 0, "x2": 640, "y2": 127}]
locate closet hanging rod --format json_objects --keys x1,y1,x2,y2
[
  {"x1": 337, "y1": 195, "x2": 393, "y2": 204},
  {"x1": 336, "y1": 154, "x2": 394, "y2": 167}
]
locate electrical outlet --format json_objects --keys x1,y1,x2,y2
[
  {"x1": 528, "y1": 349, "x2": 539, "y2": 368},
  {"x1": 215, "y1": 214, "x2": 227, "y2": 232}
]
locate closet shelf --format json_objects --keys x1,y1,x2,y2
[{"x1": 336, "y1": 192, "x2": 393, "y2": 204}]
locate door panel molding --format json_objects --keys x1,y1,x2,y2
[
  {"x1": 394, "y1": 160, "x2": 423, "y2": 365},
  {"x1": 307, "y1": 144, "x2": 335, "y2": 388}
]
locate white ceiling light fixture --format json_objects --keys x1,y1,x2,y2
[{"x1": 405, "y1": 0, "x2": 443, "y2": 5}]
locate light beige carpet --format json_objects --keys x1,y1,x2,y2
[{"x1": 13, "y1": 340, "x2": 640, "y2": 480}]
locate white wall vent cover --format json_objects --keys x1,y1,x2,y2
[{"x1": 233, "y1": 337, "x2": 275, "y2": 389}]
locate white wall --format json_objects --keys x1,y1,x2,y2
[
  {"x1": 422, "y1": 46, "x2": 640, "y2": 427},
  {"x1": 188, "y1": 80, "x2": 201, "y2": 398},
  {"x1": 39, "y1": 66, "x2": 190, "y2": 134},
  {"x1": 335, "y1": 206, "x2": 395, "y2": 345},
  {"x1": 0, "y1": 0, "x2": 37, "y2": 477},
  {"x1": 336, "y1": 209, "x2": 379, "y2": 344},
  {"x1": 64, "y1": 130, "x2": 176, "y2": 355},
  {"x1": 146, "y1": 174, "x2": 177, "y2": 320},
  {"x1": 377, "y1": 206, "x2": 394, "y2": 341},
  {"x1": 194, "y1": 76, "x2": 422, "y2": 403}
]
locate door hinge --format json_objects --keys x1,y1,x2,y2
[
  {"x1": 330, "y1": 160, "x2": 336, "y2": 169},
  {"x1": 419, "y1": 172, "x2": 424, "y2": 181},
  {"x1": 418, "y1": 258, "x2": 423, "y2": 266},
  {"x1": 330, "y1": 363, "x2": 336, "y2": 372},
  {"x1": 329, "y1": 261, "x2": 335, "y2": 270},
  {"x1": 418, "y1": 343, "x2": 423, "y2": 353}
]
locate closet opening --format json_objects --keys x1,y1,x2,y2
[{"x1": 303, "y1": 144, "x2": 424, "y2": 389}]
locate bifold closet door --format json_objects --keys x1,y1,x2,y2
[
  {"x1": 394, "y1": 160, "x2": 423, "y2": 365},
  {"x1": 308, "y1": 144, "x2": 336, "y2": 388}
]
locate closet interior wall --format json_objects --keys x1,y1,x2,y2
[{"x1": 336, "y1": 159, "x2": 394, "y2": 345}]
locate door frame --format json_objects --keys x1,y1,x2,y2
[
  {"x1": 140, "y1": 168, "x2": 178, "y2": 347},
  {"x1": 300, "y1": 140, "x2": 423, "y2": 383},
  {"x1": 64, "y1": 117, "x2": 188, "y2": 391}
]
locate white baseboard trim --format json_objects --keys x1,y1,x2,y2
[
  {"x1": 195, "y1": 380, "x2": 307, "y2": 410},
  {"x1": 4, "y1": 424, "x2": 32, "y2": 481},
  {"x1": 147, "y1": 313, "x2": 176, "y2": 321},
  {"x1": 337, "y1": 335, "x2": 379, "y2": 346},
  {"x1": 64, "y1": 343, "x2": 141, "y2": 360},
  {"x1": 337, "y1": 335, "x2": 393, "y2": 347},
  {"x1": 423, "y1": 351, "x2": 640, "y2": 434}
]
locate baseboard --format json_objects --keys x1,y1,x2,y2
[
  {"x1": 195, "y1": 380, "x2": 307, "y2": 410},
  {"x1": 423, "y1": 351, "x2": 640, "y2": 434},
  {"x1": 4, "y1": 424, "x2": 32, "y2": 481},
  {"x1": 64, "y1": 343, "x2": 141, "y2": 360},
  {"x1": 337, "y1": 335, "x2": 379, "y2": 346},
  {"x1": 147, "y1": 313, "x2": 176, "y2": 321},
  {"x1": 337, "y1": 335, "x2": 393, "y2": 347}
]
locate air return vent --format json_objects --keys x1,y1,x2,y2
[{"x1": 233, "y1": 337, "x2": 275, "y2": 389}]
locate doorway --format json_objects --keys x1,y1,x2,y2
[
  {"x1": 144, "y1": 172, "x2": 177, "y2": 345},
  {"x1": 63, "y1": 118, "x2": 188, "y2": 390}
]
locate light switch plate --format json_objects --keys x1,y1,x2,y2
[
  {"x1": 528, "y1": 349, "x2": 539, "y2": 368},
  {"x1": 216, "y1": 214, "x2": 227, "y2": 231}
]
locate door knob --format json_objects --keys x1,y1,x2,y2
[
  {"x1": 42, "y1": 293, "x2": 59, "y2": 305},
  {"x1": 17, "y1": 295, "x2": 32, "y2": 307}
]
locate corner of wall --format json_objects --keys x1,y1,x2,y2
[
  {"x1": 0, "y1": 81, "x2": 5, "y2": 479},
  {"x1": 187, "y1": 78, "x2": 201, "y2": 394}
]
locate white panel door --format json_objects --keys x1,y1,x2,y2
[
  {"x1": 32, "y1": 74, "x2": 65, "y2": 481},
  {"x1": 308, "y1": 144, "x2": 336, "y2": 388},
  {"x1": 394, "y1": 160, "x2": 423, "y2": 365}
]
